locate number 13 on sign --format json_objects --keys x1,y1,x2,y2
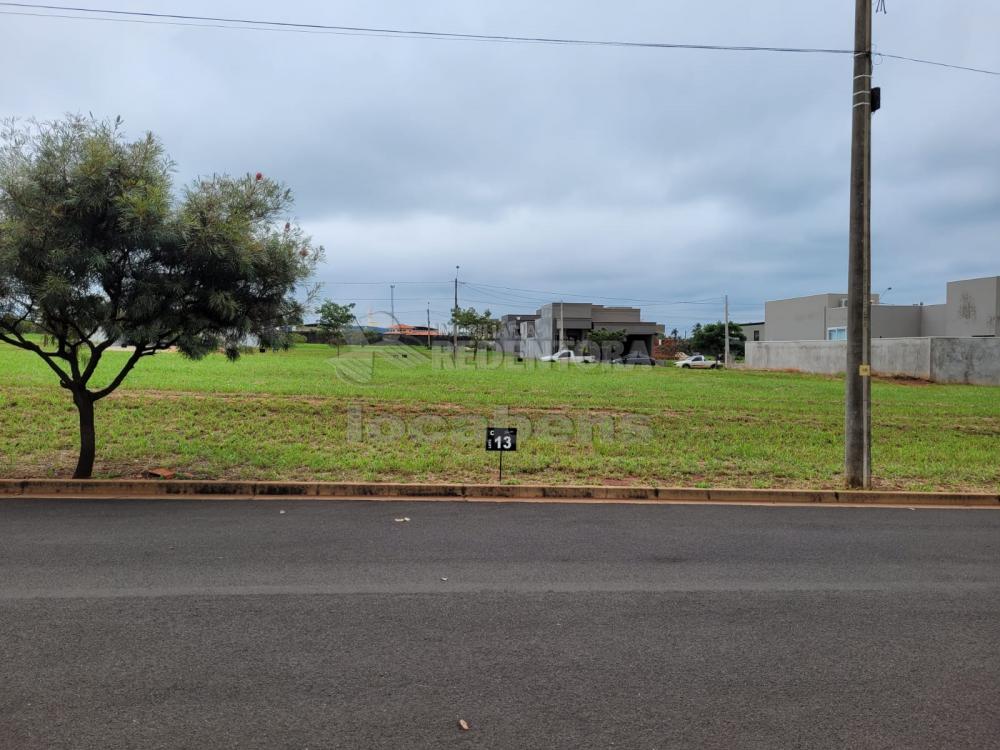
[{"x1": 485, "y1": 427, "x2": 517, "y2": 481}]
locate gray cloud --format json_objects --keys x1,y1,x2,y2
[{"x1": 1, "y1": 0, "x2": 997, "y2": 329}]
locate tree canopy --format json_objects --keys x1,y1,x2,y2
[
  {"x1": 583, "y1": 327, "x2": 627, "y2": 359},
  {"x1": 587, "y1": 328, "x2": 627, "y2": 345},
  {"x1": 689, "y1": 321, "x2": 745, "y2": 358},
  {"x1": 450, "y1": 306, "x2": 499, "y2": 346},
  {"x1": 317, "y1": 300, "x2": 356, "y2": 351},
  {"x1": 0, "y1": 115, "x2": 321, "y2": 477}
]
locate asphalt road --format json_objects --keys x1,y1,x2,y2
[{"x1": 1, "y1": 500, "x2": 998, "y2": 750}]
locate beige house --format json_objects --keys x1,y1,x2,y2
[
  {"x1": 758, "y1": 276, "x2": 999, "y2": 342},
  {"x1": 746, "y1": 275, "x2": 1000, "y2": 384}
]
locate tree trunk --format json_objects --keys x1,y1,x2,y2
[{"x1": 72, "y1": 390, "x2": 96, "y2": 479}]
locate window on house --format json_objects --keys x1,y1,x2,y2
[
  {"x1": 827, "y1": 327, "x2": 847, "y2": 341},
  {"x1": 753, "y1": 330, "x2": 760, "y2": 341}
]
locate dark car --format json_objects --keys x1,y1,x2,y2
[{"x1": 611, "y1": 352, "x2": 657, "y2": 366}]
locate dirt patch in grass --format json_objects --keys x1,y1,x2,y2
[{"x1": 874, "y1": 374, "x2": 934, "y2": 386}]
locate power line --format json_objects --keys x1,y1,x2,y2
[
  {"x1": 314, "y1": 279, "x2": 764, "y2": 313},
  {"x1": 315, "y1": 280, "x2": 450, "y2": 286},
  {"x1": 0, "y1": 3, "x2": 853, "y2": 53},
  {"x1": 316, "y1": 280, "x2": 752, "y2": 308},
  {"x1": 4, "y1": 9, "x2": 518, "y2": 48},
  {"x1": 0, "y1": 8, "x2": 484, "y2": 40},
  {"x1": 313, "y1": 296, "x2": 436, "y2": 302},
  {"x1": 465, "y1": 281, "x2": 723, "y2": 306},
  {"x1": 1, "y1": 2, "x2": 997, "y2": 75},
  {"x1": 877, "y1": 52, "x2": 999, "y2": 76}
]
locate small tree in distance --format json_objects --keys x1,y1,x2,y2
[
  {"x1": 318, "y1": 300, "x2": 356, "y2": 354},
  {"x1": 450, "y1": 306, "x2": 498, "y2": 350},
  {"x1": 0, "y1": 116, "x2": 321, "y2": 478}
]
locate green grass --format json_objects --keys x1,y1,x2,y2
[{"x1": 1, "y1": 342, "x2": 998, "y2": 490}]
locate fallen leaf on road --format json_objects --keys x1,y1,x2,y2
[{"x1": 457, "y1": 719, "x2": 470, "y2": 731}]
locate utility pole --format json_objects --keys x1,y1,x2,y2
[
  {"x1": 559, "y1": 300, "x2": 565, "y2": 351},
  {"x1": 724, "y1": 294, "x2": 730, "y2": 367},
  {"x1": 390, "y1": 284, "x2": 395, "y2": 325},
  {"x1": 426, "y1": 303, "x2": 432, "y2": 349},
  {"x1": 845, "y1": 0, "x2": 874, "y2": 488},
  {"x1": 453, "y1": 265, "x2": 460, "y2": 358}
]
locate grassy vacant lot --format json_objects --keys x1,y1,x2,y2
[{"x1": 0, "y1": 342, "x2": 997, "y2": 491}]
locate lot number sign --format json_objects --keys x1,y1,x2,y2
[
  {"x1": 486, "y1": 427, "x2": 517, "y2": 481},
  {"x1": 486, "y1": 427, "x2": 517, "y2": 452}
]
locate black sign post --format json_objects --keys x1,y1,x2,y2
[{"x1": 485, "y1": 427, "x2": 517, "y2": 481}]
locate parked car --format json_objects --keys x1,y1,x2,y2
[
  {"x1": 540, "y1": 349, "x2": 597, "y2": 363},
  {"x1": 611, "y1": 353, "x2": 657, "y2": 367},
  {"x1": 676, "y1": 354, "x2": 721, "y2": 369}
]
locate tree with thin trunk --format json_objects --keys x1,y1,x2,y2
[
  {"x1": 0, "y1": 116, "x2": 321, "y2": 478},
  {"x1": 449, "y1": 306, "x2": 498, "y2": 350},
  {"x1": 317, "y1": 300, "x2": 356, "y2": 355}
]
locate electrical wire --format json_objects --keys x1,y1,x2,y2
[
  {"x1": 311, "y1": 297, "x2": 435, "y2": 302},
  {"x1": 313, "y1": 280, "x2": 451, "y2": 286},
  {"x1": 465, "y1": 281, "x2": 723, "y2": 306},
  {"x1": 877, "y1": 52, "x2": 999, "y2": 76},
  {"x1": 309, "y1": 279, "x2": 762, "y2": 321},
  {"x1": 315, "y1": 281, "x2": 699, "y2": 310},
  {"x1": 0, "y1": 3, "x2": 853, "y2": 53},
  {"x1": 1, "y1": 2, "x2": 997, "y2": 75}
]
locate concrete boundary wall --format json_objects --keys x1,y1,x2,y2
[
  {"x1": 929, "y1": 337, "x2": 1000, "y2": 385},
  {"x1": 746, "y1": 337, "x2": 1000, "y2": 385}
]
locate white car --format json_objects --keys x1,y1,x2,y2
[
  {"x1": 540, "y1": 349, "x2": 597, "y2": 363},
  {"x1": 676, "y1": 354, "x2": 721, "y2": 369}
]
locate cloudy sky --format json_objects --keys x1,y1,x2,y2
[{"x1": 1, "y1": 0, "x2": 997, "y2": 331}]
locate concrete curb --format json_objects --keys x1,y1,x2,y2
[{"x1": 0, "y1": 479, "x2": 997, "y2": 507}]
